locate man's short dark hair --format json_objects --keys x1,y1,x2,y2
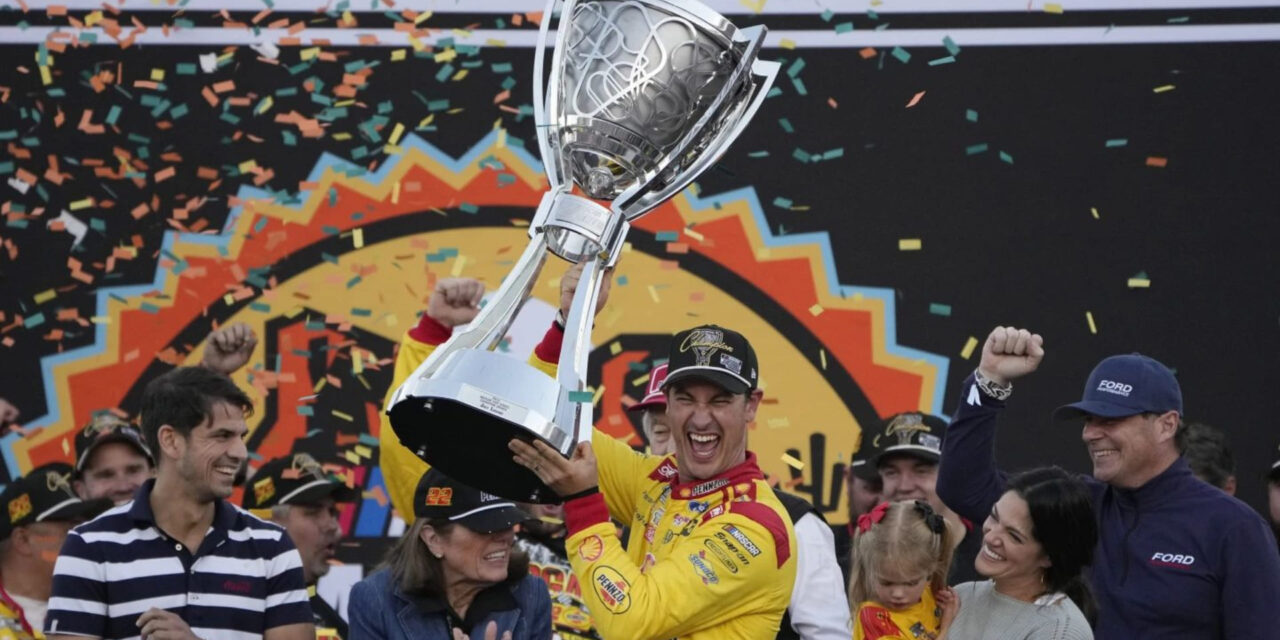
[
  {"x1": 139, "y1": 367, "x2": 253, "y2": 464},
  {"x1": 1180, "y1": 421, "x2": 1234, "y2": 490}
]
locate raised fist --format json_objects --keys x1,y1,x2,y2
[
  {"x1": 559, "y1": 261, "x2": 614, "y2": 321},
  {"x1": 978, "y1": 326, "x2": 1045, "y2": 385},
  {"x1": 428, "y1": 278, "x2": 485, "y2": 328},
  {"x1": 201, "y1": 322, "x2": 258, "y2": 376}
]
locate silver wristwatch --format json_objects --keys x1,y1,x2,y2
[{"x1": 974, "y1": 369, "x2": 1012, "y2": 401}]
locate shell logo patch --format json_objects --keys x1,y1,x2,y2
[{"x1": 578, "y1": 534, "x2": 604, "y2": 562}]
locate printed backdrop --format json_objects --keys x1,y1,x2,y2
[{"x1": 2, "y1": 1, "x2": 1279, "y2": 584}]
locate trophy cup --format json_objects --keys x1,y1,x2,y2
[{"x1": 386, "y1": 0, "x2": 779, "y2": 502}]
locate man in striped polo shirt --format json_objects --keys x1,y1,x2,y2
[{"x1": 45, "y1": 367, "x2": 315, "y2": 640}]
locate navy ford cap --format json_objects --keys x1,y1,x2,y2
[{"x1": 1053, "y1": 353, "x2": 1182, "y2": 422}]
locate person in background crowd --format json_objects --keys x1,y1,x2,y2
[
  {"x1": 46, "y1": 366, "x2": 314, "y2": 640},
  {"x1": 1269, "y1": 443, "x2": 1280, "y2": 553},
  {"x1": 847, "y1": 501, "x2": 958, "y2": 640},
  {"x1": 948, "y1": 467, "x2": 1096, "y2": 640},
  {"x1": 834, "y1": 446, "x2": 885, "y2": 586},
  {"x1": 0, "y1": 463, "x2": 108, "y2": 640},
  {"x1": 348, "y1": 469, "x2": 550, "y2": 640},
  {"x1": 378, "y1": 265, "x2": 610, "y2": 525},
  {"x1": 1180, "y1": 421, "x2": 1237, "y2": 495},
  {"x1": 72, "y1": 414, "x2": 154, "y2": 505},
  {"x1": 515, "y1": 502, "x2": 600, "y2": 640},
  {"x1": 872, "y1": 413, "x2": 982, "y2": 584},
  {"x1": 771, "y1": 486, "x2": 852, "y2": 640},
  {"x1": 244, "y1": 453, "x2": 361, "y2": 639},
  {"x1": 511, "y1": 323, "x2": 797, "y2": 639},
  {"x1": 628, "y1": 363, "x2": 673, "y2": 456},
  {"x1": 938, "y1": 326, "x2": 1280, "y2": 639}
]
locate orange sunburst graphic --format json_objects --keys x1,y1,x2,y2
[{"x1": 19, "y1": 130, "x2": 946, "y2": 524}]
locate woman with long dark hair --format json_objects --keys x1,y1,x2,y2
[{"x1": 947, "y1": 466, "x2": 1097, "y2": 639}]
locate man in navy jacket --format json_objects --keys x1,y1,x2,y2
[{"x1": 938, "y1": 326, "x2": 1280, "y2": 639}]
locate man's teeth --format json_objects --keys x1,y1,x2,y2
[
  {"x1": 215, "y1": 466, "x2": 237, "y2": 476},
  {"x1": 1091, "y1": 449, "x2": 1118, "y2": 459},
  {"x1": 981, "y1": 544, "x2": 1005, "y2": 561},
  {"x1": 690, "y1": 433, "x2": 718, "y2": 443},
  {"x1": 484, "y1": 551, "x2": 508, "y2": 561}
]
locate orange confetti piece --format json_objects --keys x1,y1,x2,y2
[
  {"x1": 906, "y1": 91, "x2": 926, "y2": 108},
  {"x1": 1145, "y1": 156, "x2": 1168, "y2": 168}
]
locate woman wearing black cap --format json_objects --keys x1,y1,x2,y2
[{"x1": 349, "y1": 469, "x2": 551, "y2": 640}]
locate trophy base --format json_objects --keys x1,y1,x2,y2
[{"x1": 388, "y1": 349, "x2": 574, "y2": 504}]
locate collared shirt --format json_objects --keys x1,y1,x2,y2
[
  {"x1": 0, "y1": 581, "x2": 40, "y2": 640},
  {"x1": 45, "y1": 479, "x2": 312, "y2": 640}
]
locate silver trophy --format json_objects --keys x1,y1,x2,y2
[{"x1": 386, "y1": 0, "x2": 778, "y2": 502}]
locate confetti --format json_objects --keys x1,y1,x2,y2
[
  {"x1": 809, "y1": 304, "x2": 824, "y2": 316},
  {"x1": 1044, "y1": 3, "x2": 1064, "y2": 14},
  {"x1": 906, "y1": 91, "x2": 926, "y2": 108},
  {"x1": 898, "y1": 238, "x2": 922, "y2": 251},
  {"x1": 961, "y1": 336, "x2": 979, "y2": 360},
  {"x1": 780, "y1": 453, "x2": 805, "y2": 470},
  {"x1": 1086, "y1": 311, "x2": 1098, "y2": 334},
  {"x1": 929, "y1": 303, "x2": 952, "y2": 316},
  {"x1": 1153, "y1": 85, "x2": 1176, "y2": 93},
  {"x1": 1145, "y1": 156, "x2": 1168, "y2": 167}
]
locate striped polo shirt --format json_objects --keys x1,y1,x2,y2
[{"x1": 45, "y1": 479, "x2": 312, "y2": 640}]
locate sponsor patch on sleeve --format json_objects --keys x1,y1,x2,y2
[
  {"x1": 687, "y1": 550, "x2": 720, "y2": 585},
  {"x1": 592, "y1": 566, "x2": 631, "y2": 614}
]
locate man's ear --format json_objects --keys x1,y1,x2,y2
[
  {"x1": 157, "y1": 424, "x2": 185, "y2": 460},
  {"x1": 743, "y1": 389, "x2": 764, "y2": 422},
  {"x1": 73, "y1": 478, "x2": 87, "y2": 500},
  {"x1": 1155, "y1": 411, "x2": 1180, "y2": 443}
]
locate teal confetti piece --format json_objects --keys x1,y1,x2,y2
[
  {"x1": 929, "y1": 303, "x2": 953, "y2": 316},
  {"x1": 89, "y1": 218, "x2": 106, "y2": 232},
  {"x1": 427, "y1": 99, "x2": 450, "y2": 112},
  {"x1": 928, "y1": 56, "x2": 955, "y2": 66},
  {"x1": 322, "y1": 252, "x2": 339, "y2": 264},
  {"x1": 655, "y1": 231, "x2": 679, "y2": 242},
  {"x1": 25, "y1": 313, "x2": 45, "y2": 328},
  {"x1": 176, "y1": 62, "x2": 197, "y2": 75},
  {"x1": 786, "y1": 58, "x2": 805, "y2": 78},
  {"x1": 249, "y1": 302, "x2": 271, "y2": 313},
  {"x1": 792, "y1": 148, "x2": 811, "y2": 162},
  {"x1": 891, "y1": 47, "x2": 911, "y2": 63},
  {"x1": 1105, "y1": 138, "x2": 1128, "y2": 148},
  {"x1": 617, "y1": 275, "x2": 629, "y2": 286},
  {"x1": 1167, "y1": 16, "x2": 1190, "y2": 23},
  {"x1": 351, "y1": 308, "x2": 373, "y2": 317},
  {"x1": 435, "y1": 64, "x2": 455, "y2": 82},
  {"x1": 568, "y1": 390, "x2": 593, "y2": 403},
  {"x1": 778, "y1": 118, "x2": 794, "y2": 133},
  {"x1": 867, "y1": 9, "x2": 879, "y2": 20},
  {"x1": 491, "y1": 62, "x2": 513, "y2": 73},
  {"x1": 773, "y1": 197, "x2": 794, "y2": 208},
  {"x1": 140, "y1": 302, "x2": 160, "y2": 314},
  {"x1": 297, "y1": 405, "x2": 315, "y2": 416},
  {"x1": 874, "y1": 23, "x2": 890, "y2": 31},
  {"x1": 820, "y1": 9, "x2": 834, "y2": 21},
  {"x1": 359, "y1": 433, "x2": 381, "y2": 447},
  {"x1": 747, "y1": 151, "x2": 770, "y2": 158},
  {"x1": 459, "y1": 202, "x2": 480, "y2": 214},
  {"x1": 305, "y1": 320, "x2": 326, "y2": 331},
  {"x1": 328, "y1": 187, "x2": 338, "y2": 207},
  {"x1": 834, "y1": 22, "x2": 853, "y2": 34},
  {"x1": 766, "y1": 86, "x2": 783, "y2": 98},
  {"x1": 346, "y1": 275, "x2": 363, "y2": 288},
  {"x1": 253, "y1": 216, "x2": 268, "y2": 233},
  {"x1": 170, "y1": 103, "x2": 189, "y2": 120},
  {"x1": 291, "y1": 349, "x2": 312, "y2": 358},
  {"x1": 501, "y1": 76, "x2": 517, "y2": 90},
  {"x1": 790, "y1": 76, "x2": 808, "y2": 96},
  {"x1": 999, "y1": 151, "x2": 1014, "y2": 164},
  {"x1": 943, "y1": 35, "x2": 961, "y2": 56},
  {"x1": 966, "y1": 109, "x2": 979, "y2": 122},
  {"x1": 105, "y1": 105, "x2": 122, "y2": 125},
  {"x1": 965, "y1": 143, "x2": 989, "y2": 155},
  {"x1": 821, "y1": 148, "x2": 844, "y2": 160}
]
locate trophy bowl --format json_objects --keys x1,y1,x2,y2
[{"x1": 388, "y1": 0, "x2": 779, "y2": 502}]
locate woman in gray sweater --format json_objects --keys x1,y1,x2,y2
[{"x1": 947, "y1": 467, "x2": 1096, "y2": 640}]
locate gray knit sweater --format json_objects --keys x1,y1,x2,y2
[{"x1": 946, "y1": 581, "x2": 1093, "y2": 640}]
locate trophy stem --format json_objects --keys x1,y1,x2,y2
[
  {"x1": 410, "y1": 233, "x2": 551, "y2": 381},
  {"x1": 553, "y1": 255, "x2": 607, "y2": 445}
]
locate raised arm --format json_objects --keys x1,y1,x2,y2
[{"x1": 937, "y1": 326, "x2": 1043, "y2": 525}]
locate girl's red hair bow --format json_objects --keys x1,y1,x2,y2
[{"x1": 856, "y1": 501, "x2": 890, "y2": 533}]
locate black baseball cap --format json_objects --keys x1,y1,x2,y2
[
  {"x1": 413, "y1": 468, "x2": 528, "y2": 534},
  {"x1": 1, "y1": 463, "x2": 111, "y2": 540},
  {"x1": 872, "y1": 413, "x2": 947, "y2": 467},
  {"x1": 849, "y1": 423, "x2": 882, "y2": 482},
  {"x1": 662, "y1": 325, "x2": 759, "y2": 394},
  {"x1": 75, "y1": 413, "x2": 155, "y2": 475},
  {"x1": 242, "y1": 453, "x2": 359, "y2": 510},
  {"x1": 1054, "y1": 354, "x2": 1182, "y2": 422}
]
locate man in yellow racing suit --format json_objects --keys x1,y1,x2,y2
[{"x1": 512, "y1": 324, "x2": 796, "y2": 639}]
